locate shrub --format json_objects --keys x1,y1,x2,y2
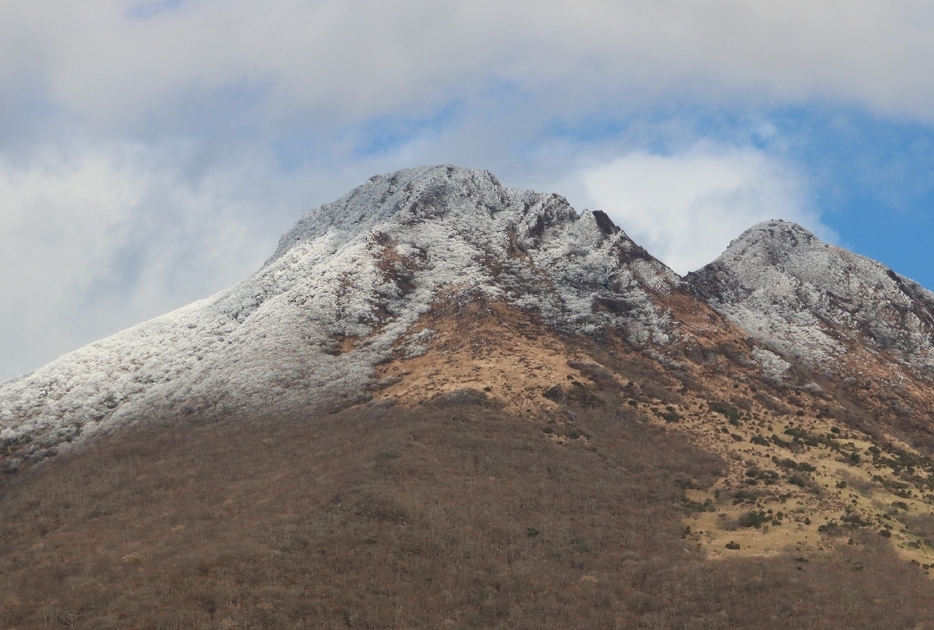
[
  {"x1": 738, "y1": 510, "x2": 770, "y2": 528},
  {"x1": 709, "y1": 401, "x2": 741, "y2": 425},
  {"x1": 681, "y1": 497, "x2": 715, "y2": 513},
  {"x1": 744, "y1": 468, "x2": 780, "y2": 486},
  {"x1": 121, "y1": 553, "x2": 142, "y2": 565},
  {"x1": 732, "y1": 490, "x2": 759, "y2": 504},
  {"x1": 818, "y1": 521, "x2": 843, "y2": 535},
  {"x1": 841, "y1": 513, "x2": 868, "y2": 527},
  {"x1": 787, "y1": 475, "x2": 806, "y2": 487},
  {"x1": 771, "y1": 434, "x2": 793, "y2": 449},
  {"x1": 662, "y1": 410, "x2": 681, "y2": 423}
]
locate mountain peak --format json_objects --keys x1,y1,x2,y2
[
  {"x1": 267, "y1": 165, "x2": 512, "y2": 264},
  {"x1": 719, "y1": 219, "x2": 821, "y2": 260},
  {"x1": 0, "y1": 165, "x2": 683, "y2": 462},
  {"x1": 9, "y1": 168, "x2": 934, "y2": 626},
  {"x1": 9, "y1": 166, "x2": 934, "y2": 596},
  {"x1": 689, "y1": 217, "x2": 934, "y2": 377}
]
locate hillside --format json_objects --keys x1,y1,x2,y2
[{"x1": 3, "y1": 165, "x2": 934, "y2": 628}]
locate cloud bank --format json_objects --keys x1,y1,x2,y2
[{"x1": 4, "y1": 1, "x2": 934, "y2": 125}]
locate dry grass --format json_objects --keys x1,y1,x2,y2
[
  {"x1": 373, "y1": 299, "x2": 587, "y2": 416},
  {"x1": 1, "y1": 390, "x2": 933, "y2": 629}
]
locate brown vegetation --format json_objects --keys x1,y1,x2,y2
[
  {"x1": 372, "y1": 298, "x2": 934, "y2": 566},
  {"x1": 2, "y1": 391, "x2": 934, "y2": 629}
]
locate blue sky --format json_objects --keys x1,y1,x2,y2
[{"x1": 1, "y1": 0, "x2": 933, "y2": 381}]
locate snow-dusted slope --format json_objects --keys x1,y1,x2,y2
[
  {"x1": 0, "y1": 165, "x2": 681, "y2": 465},
  {"x1": 688, "y1": 220, "x2": 934, "y2": 377}
]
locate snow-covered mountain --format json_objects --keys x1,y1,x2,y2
[
  {"x1": 0, "y1": 165, "x2": 681, "y2": 467},
  {"x1": 4, "y1": 167, "x2": 934, "y2": 475},
  {"x1": 10, "y1": 163, "x2": 934, "y2": 577},
  {"x1": 688, "y1": 220, "x2": 934, "y2": 379}
]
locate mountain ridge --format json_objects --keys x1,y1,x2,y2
[
  {"x1": 0, "y1": 165, "x2": 682, "y2": 464},
  {"x1": 6, "y1": 165, "x2": 934, "y2": 627},
  {"x1": 4, "y1": 167, "x2": 934, "y2": 467}
]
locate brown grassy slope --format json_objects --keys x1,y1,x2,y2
[
  {"x1": 369, "y1": 297, "x2": 934, "y2": 563},
  {"x1": 2, "y1": 393, "x2": 933, "y2": 629}
]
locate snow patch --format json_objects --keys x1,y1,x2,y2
[{"x1": 751, "y1": 347, "x2": 791, "y2": 385}]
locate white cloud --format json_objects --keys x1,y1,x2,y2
[
  {"x1": 3, "y1": 1, "x2": 934, "y2": 126},
  {"x1": 0, "y1": 143, "x2": 307, "y2": 382},
  {"x1": 578, "y1": 146, "x2": 833, "y2": 275},
  {"x1": 0, "y1": 149, "x2": 139, "y2": 380}
]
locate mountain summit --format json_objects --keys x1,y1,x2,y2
[
  {"x1": 0, "y1": 165, "x2": 682, "y2": 461},
  {"x1": 689, "y1": 219, "x2": 934, "y2": 377},
  {"x1": 5, "y1": 166, "x2": 934, "y2": 627},
  {"x1": 5, "y1": 169, "x2": 934, "y2": 464}
]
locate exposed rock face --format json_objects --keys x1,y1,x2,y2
[
  {"x1": 688, "y1": 220, "x2": 934, "y2": 379},
  {"x1": 0, "y1": 165, "x2": 681, "y2": 458}
]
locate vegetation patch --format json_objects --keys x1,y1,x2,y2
[
  {"x1": 709, "y1": 401, "x2": 741, "y2": 425},
  {"x1": 737, "y1": 510, "x2": 771, "y2": 528}
]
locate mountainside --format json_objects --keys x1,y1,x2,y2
[
  {"x1": 688, "y1": 220, "x2": 934, "y2": 451},
  {"x1": 0, "y1": 166, "x2": 681, "y2": 468},
  {"x1": 4, "y1": 166, "x2": 934, "y2": 628}
]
